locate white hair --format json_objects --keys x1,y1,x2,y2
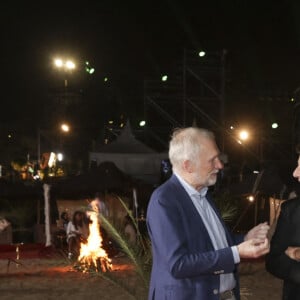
[{"x1": 169, "y1": 127, "x2": 215, "y2": 173}]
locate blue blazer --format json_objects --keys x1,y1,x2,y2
[{"x1": 146, "y1": 175, "x2": 243, "y2": 300}]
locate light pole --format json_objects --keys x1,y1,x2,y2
[{"x1": 53, "y1": 58, "x2": 76, "y2": 87}]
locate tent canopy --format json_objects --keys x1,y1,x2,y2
[{"x1": 90, "y1": 120, "x2": 168, "y2": 184}]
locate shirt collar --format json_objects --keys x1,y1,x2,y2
[
  {"x1": 174, "y1": 172, "x2": 208, "y2": 199},
  {"x1": 199, "y1": 187, "x2": 208, "y2": 198}
]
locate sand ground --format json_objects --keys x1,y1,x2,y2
[
  {"x1": 0, "y1": 256, "x2": 283, "y2": 300},
  {"x1": 238, "y1": 260, "x2": 282, "y2": 300}
]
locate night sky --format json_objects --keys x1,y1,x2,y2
[{"x1": 1, "y1": 1, "x2": 300, "y2": 152}]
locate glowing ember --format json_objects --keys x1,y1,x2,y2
[{"x1": 78, "y1": 210, "x2": 112, "y2": 272}]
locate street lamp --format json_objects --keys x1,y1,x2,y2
[
  {"x1": 58, "y1": 123, "x2": 71, "y2": 156},
  {"x1": 37, "y1": 123, "x2": 71, "y2": 170},
  {"x1": 238, "y1": 130, "x2": 249, "y2": 143},
  {"x1": 53, "y1": 58, "x2": 76, "y2": 87},
  {"x1": 61, "y1": 123, "x2": 70, "y2": 132}
]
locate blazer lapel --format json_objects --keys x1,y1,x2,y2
[{"x1": 169, "y1": 175, "x2": 215, "y2": 246}]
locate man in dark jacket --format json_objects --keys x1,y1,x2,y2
[
  {"x1": 147, "y1": 127, "x2": 270, "y2": 300},
  {"x1": 266, "y1": 145, "x2": 300, "y2": 299}
]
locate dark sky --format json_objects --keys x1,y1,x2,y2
[{"x1": 1, "y1": 0, "x2": 300, "y2": 128}]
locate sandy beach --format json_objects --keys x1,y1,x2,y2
[{"x1": 0, "y1": 254, "x2": 283, "y2": 300}]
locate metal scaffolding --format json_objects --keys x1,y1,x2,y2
[{"x1": 143, "y1": 48, "x2": 227, "y2": 150}]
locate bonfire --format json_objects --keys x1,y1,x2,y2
[{"x1": 77, "y1": 209, "x2": 112, "y2": 273}]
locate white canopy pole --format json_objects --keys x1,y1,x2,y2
[{"x1": 43, "y1": 183, "x2": 51, "y2": 247}]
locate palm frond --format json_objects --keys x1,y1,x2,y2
[
  {"x1": 213, "y1": 191, "x2": 239, "y2": 223},
  {"x1": 99, "y1": 214, "x2": 148, "y2": 285}
]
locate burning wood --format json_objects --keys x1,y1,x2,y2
[{"x1": 77, "y1": 210, "x2": 112, "y2": 273}]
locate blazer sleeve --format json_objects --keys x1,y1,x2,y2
[
  {"x1": 147, "y1": 189, "x2": 236, "y2": 279},
  {"x1": 265, "y1": 201, "x2": 300, "y2": 284}
]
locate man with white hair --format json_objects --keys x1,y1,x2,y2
[{"x1": 146, "y1": 127, "x2": 270, "y2": 300}]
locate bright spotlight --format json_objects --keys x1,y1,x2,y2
[
  {"x1": 61, "y1": 124, "x2": 70, "y2": 132},
  {"x1": 239, "y1": 130, "x2": 249, "y2": 141},
  {"x1": 247, "y1": 195, "x2": 255, "y2": 202},
  {"x1": 57, "y1": 153, "x2": 63, "y2": 161},
  {"x1": 85, "y1": 61, "x2": 95, "y2": 74},
  {"x1": 65, "y1": 60, "x2": 75, "y2": 70},
  {"x1": 54, "y1": 58, "x2": 75, "y2": 70},
  {"x1": 161, "y1": 75, "x2": 168, "y2": 81},
  {"x1": 54, "y1": 59, "x2": 63, "y2": 68},
  {"x1": 139, "y1": 120, "x2": 146, "y2": 127}
]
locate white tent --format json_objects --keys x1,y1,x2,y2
[{"x1": 89, "y1": 121, "x2": 167, "y2": 184}]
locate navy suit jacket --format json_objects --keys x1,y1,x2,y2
[{"x1": 146, "y1": 175, "x2": 243, "y2": 300}]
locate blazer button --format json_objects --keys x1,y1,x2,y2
[{"x1": 213, "y1": 289, "x2": 219, "y2": 295}]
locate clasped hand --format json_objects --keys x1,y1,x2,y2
[
  {"x1": 245, "y1": 222, "x2": 270, "y2": 242},
  {"x1": 238, "y1": 222, "x2": 270, "y2": 259}
]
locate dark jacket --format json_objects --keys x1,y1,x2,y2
[
  {"x1": 146, "y1": 174, "x2": 243, "y2": 300},
  {"x1": 266, "y1": 198, "x2": 300, "y2": 300}
]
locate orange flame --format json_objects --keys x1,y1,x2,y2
[{"x1": 78, "y1": 210, "x2": 112, "y2": 272}]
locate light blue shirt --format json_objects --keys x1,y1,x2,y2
[{"x1": 174, "y1": 172, "x2": 240, "y2": 293}]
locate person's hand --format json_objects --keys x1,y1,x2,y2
[
  {"x1": 285, "y1": 246, "x2": 300, "y2": 261},
  {"x1": 237, "y1": 238, "x2": 270, "y2": 259},
  {"x1": 245, "y1": 222, "x2": 270, "y2": 243}
]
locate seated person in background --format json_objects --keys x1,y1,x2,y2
[
  {"x1": 66, "y1": 211, "x2": 89, "y2": 259},
  {"x1": 124, "y1": 214, "x2": 137, "y2": 245},
  {"x1": 0, "y1": 218, "x2": 10, "y2": 232},
  {"x1": 60, "y1": 211, "x2": 70, "y2": 232},
  {"x1": 53, "y1": 212, "x2": 70, "y2": 249}
]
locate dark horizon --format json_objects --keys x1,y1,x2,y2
[{"x1": 1, "y1": 1, "x2": 300, "y2": 175}]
